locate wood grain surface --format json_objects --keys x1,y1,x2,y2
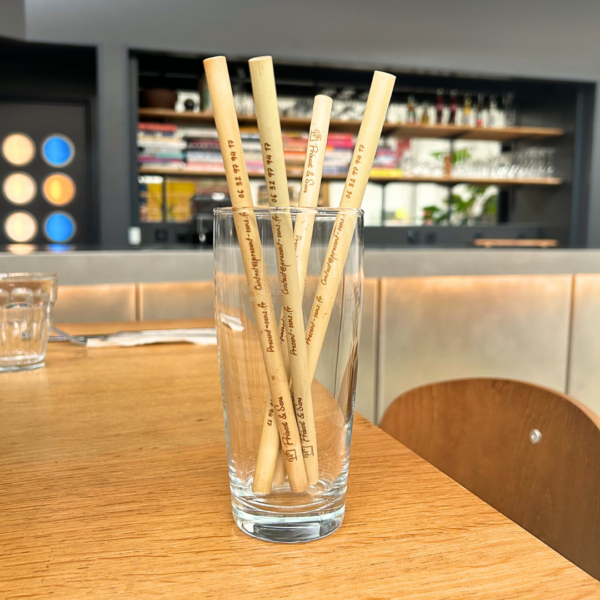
[
  {"x1": 380, "y1": 378, "x2": 600, "y2": 580},
  {"x1": 1, "y1": 321, "x2": 599, "y2": 599}
]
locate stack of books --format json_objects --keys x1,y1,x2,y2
[
  {"x1": 371, "y1": 141, "x2": 402, "y2": 177},
  {"x1": 137, "y1": 123, "x2": 186, "y2": 170},
  {"x1": 148, "y1": 126, "x2": 265, "y2": 175},
  {"x1": 323, "y1": 133, "x2": 355, "y2": 176},
  {"x1": 282, "y1": 132, "x2": 309, "y2": 178},
  {"x1": 239, "y1": 129, "x2": 263, "y2": 174},
  {"x1": 183, "y1": 127, "x2": 223, "y2": 172},
  {"x1": 138, "y1": 122, "x2": 406, "y2": 178}
]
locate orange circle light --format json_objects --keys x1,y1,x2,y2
[
  {"x1": 42, "y1": 173, "x2": 76, "y2": 206},
  {"x1": 3, "y1": 172, "x2": 37, "y2": 205},
  {"x1": 2, "y1": 133, "x2": 36, "y2": 166},
  {"x1": 4, "y1": 212, "x2": 38, "y2": 242}
]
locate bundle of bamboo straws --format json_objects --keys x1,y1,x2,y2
[{"x1": 204, "y1": 56, "x2": 395, "y2": 494}]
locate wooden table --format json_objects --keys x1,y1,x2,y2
[{"x1": 1, "y1": 320, "x2": 599, "y2": 599}]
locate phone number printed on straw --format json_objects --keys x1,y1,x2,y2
[
  {"x1": 345, "y1": 144, "x2": 365, "y2": 201},
  {"x1": 227, "y1": 140, "x2": 246, "y2": 201},
  {"x1": 262, "y1": 142, "x2": 280, "y2": 204}
]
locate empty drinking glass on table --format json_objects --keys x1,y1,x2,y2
[{"x1": 0, "y1": 273, "x2": 58, "y2": 372}]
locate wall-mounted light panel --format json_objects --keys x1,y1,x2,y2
[{"x1": 0, "y1": 103, "x2": 90, "y2": 246}]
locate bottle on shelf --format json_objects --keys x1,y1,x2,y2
[
  {"x1": 386, "y1": 103, "x2": 402, "y2": 124},
  {"x1": 199, "y1": 75, "x2": 212, "y2": 112},
  {"x1": 475, "y1": 93, "x2": 485, "y2": 127},
  {"x1": 502, "y1": 92, "x2": 515, "y2": 126},
  {"x1": 449, "y1": 90, "x2": 458, "y2": 124},
  {"x1": 444, "y1": 152, "x2": 452, "y2": 177},
  {"x1": 421, "y1": 100, "x2": 430, "y2": 124},
  {"x1": 488, "y1": 95, "x2": 499, "y2": 127},
  {"x1": 407, "y1": 95, "x2": 416, "y2": 124},
  {"x1": 462, "y1": 94, "x2": 473, "y2": 126},
  {"x1": 436, "y1": 89, "x2": 445, "y2": 124}
]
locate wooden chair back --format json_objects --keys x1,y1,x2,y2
[{"x1": 380, "y1": 378, "x2": 600, "y2": 580}]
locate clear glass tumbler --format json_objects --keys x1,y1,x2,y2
[
  {"x1": 214, "y1": 207, "x2": 363, "y2": 543},
  {"x1": 0, "y1": 273, "x2": 58, "y2": 372}
]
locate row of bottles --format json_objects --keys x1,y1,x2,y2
[{"x1": 389, "y1": 91, "x2": 515, "y2": 127}]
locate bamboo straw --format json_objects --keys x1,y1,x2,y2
[
  {"x1": 305, "y1": 71, "x2": 395, "y2": 380},
  {"x1": 249, "y1": 56, "x2": 320, "y2": 486},
  {"x1": 203, "y1": 56, "x2": 308, "y2": 493},
  {"x1": 272, "y1": 94, "x2": 333, "y2": 487},
  {"x1": 295, "y1": 95, "x2": 333, "y2": 295},
  {"x1": 272, "y1": 445, "x2": 287, "y2": 487}
]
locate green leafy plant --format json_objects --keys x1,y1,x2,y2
[{"x1": 422, "y1": 185, "x2": 498, "y2": 225}]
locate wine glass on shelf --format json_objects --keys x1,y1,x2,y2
[
  {"x1": 515, "y1": 148, "x2": 532, "y2": 179},
  {"x1": 400, "y1": 151, "x2": 414, "y2": 176},
  {"x1": 508, "y1": 150, "x2": 520, "y2": 179},
  {"x1": 491, "y1": 152, "x2": 511, "y2": 179},
  {"x1": 535, "y1": 148, "x2": 547, "y2": 179},
  {"x1": 544, "y1": 147, "x2": 556, "y2": 178}
]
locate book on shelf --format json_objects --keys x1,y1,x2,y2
[
  {"x1": 186, "y1": 152, "x2": 225, "y2": 163},
  {"x1": 138, "y1": 122, "x2": 178, "y2": 134},
  {"x1": 184, "y1": 163, "x2": 226, "y2": 173},
  {"x1": 138, "y1": 138, "x2": 187, "y2": 149},
  {"x1": 186, "y1": 139, "x2": 221, "y2": 150},
  {"x1": 370, "y1": 168, "x2": 404, "y2": 178},
  {"x1": 140, "y1": 162, "x2": 187, "y2": 170}
]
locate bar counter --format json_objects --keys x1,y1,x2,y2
[{"x1": 3, "y1": 248, "x2": 600, "y2": 285}]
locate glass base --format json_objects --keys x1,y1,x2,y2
[
  {"x1": 0, "y1": 360, "x2": 45, "y2": 373},
  {"x1": 233, "y1": 504, "x2": 345, "y2": 543}
]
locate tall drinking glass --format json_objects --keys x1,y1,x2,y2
[{"x1": 214, "y1": 207, "x2": 363, "y2": 543}]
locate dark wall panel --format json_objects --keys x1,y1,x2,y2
[{"x1": 0, "y1": 102, "x2": 92, "y2": 245}]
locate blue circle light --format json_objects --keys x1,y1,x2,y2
[
  {"x1": 44, "y1": 212, "x2": 76, "y2": 243},
  {"x1": 42, "y1": 135, "x2": 74, "y2": 167}
]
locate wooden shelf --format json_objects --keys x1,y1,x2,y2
[
  {"x1": 138, "y1": 108, "x2": 564, "y2": 141},
  {"x1": 390, "y1": 124, "x2": 565, "y2": 141},
  {"x1": 138, "y1": 166, "x2": 562, "y2": 187},
  {"x1": 375, "y1": 175, "x2": 562, "y2": 186}
]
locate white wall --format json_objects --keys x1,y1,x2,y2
[
  {"x1": 24, "y1": 0, "x2": 600, "y2": 81},
  {"x1": 1, "y1": 0, "x2": 25, "y2": 39}
]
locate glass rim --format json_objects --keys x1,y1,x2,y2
[
  {"x1": 0, "y1": 272, "x2": 59, "y2": 282},
  {"x1": 214, "y1": 206, "x2": 363, "y2": 216}
]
